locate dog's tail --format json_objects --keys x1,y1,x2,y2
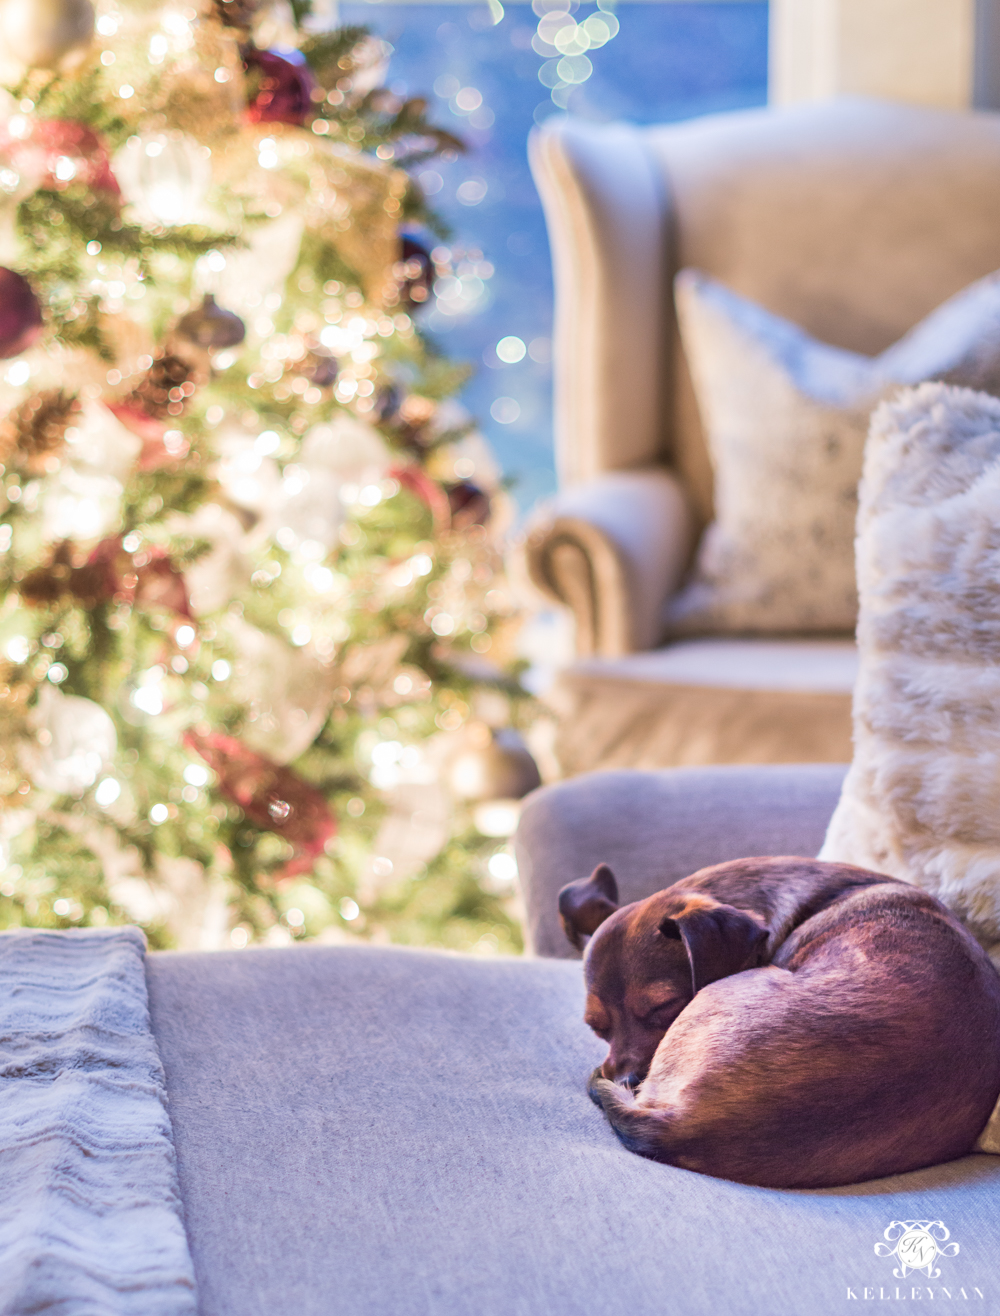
[{"x1": 587, "y1": 1067, "x2": 673, "y2": 1162}]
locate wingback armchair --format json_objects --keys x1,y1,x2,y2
[{"x1": 524, "y1": 96, "x2": 1000, "y2": 774}]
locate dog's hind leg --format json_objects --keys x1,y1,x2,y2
[{"x1": 588, "y1": 1068, "x2": 676, "y2": 1163}]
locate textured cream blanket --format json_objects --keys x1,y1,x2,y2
[{"x1": 0, "y1": 928, "x2": 197, "y2": 1315}]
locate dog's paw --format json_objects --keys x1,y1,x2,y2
[{"x1": 587, "y1": 1065, "x2": 608, "y2": 1107}]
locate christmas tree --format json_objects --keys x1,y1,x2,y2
[{"x1": 0, "y1": 0, "x2": 538, "y2": 954}]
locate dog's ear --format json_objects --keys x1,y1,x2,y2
[
  {"x1": 558, "y1": 863, "x2": 619, "y2": 950},
  {"x1": 660, "y1": 898, "x2": 767, "y2": 994}
]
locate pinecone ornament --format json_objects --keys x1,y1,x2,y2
[
  {"x1": 126, "y1": 353, "x2": 196, "y2": 420},
  {"x1": 0, "y1": 389, "x2": 79, "y2": 472}
]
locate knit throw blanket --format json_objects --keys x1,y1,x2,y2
[{"x1": 0, "y1": 928, "x2": 197, "y2": 1315}]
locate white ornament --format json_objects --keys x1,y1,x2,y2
[
  {"x1": 40, "y1": 400, "x2": 140, "y2": 543},
  {"x1": 260, "y1": 416, "x2": 390, "y2": 551},
  {"x1": 114, "y1": 133, "x2": 212, "y2": 228},
  {"x1": 268, "y1": 463, "x2": 342, "y2": 551},
  {"x1": 172, "y1": 503, "x2": 250, "y2": 617},
  {"x1": 24, "y1": 685, "x2": 117, "y2": 796},
  {"x1": 299, "y1": 416, "x2": 390, "y2": 476},
  {"x1": 62, "y1": 398, "x2": 141, "y2": 482},
  {"x1": 212, "y1": 209, "x2": 304, "y2": 312},
  {"x1": 0, "y1": 0, "x2": 94, "y2": 73},
  {"x1": 214, "y1": 425, "x2": 282, "y2": 512},
  {"x1": 225, "y1": 617, "x2": 335, "y2": 764}
]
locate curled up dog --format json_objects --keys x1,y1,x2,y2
[{"x1": 559, "y1": 857, "x2": 1000, "y2": 1189}]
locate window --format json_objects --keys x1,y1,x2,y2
[{"x1": 342, "y1": 1, "x2": 769, "y2": 505}]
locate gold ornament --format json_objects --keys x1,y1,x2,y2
[{"x1": 0, "y1": 0, "x2": 94, "y2": 72}]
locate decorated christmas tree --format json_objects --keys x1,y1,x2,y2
[{"x1": 0, "y1": 0, "x2": 538, "y2": 953}]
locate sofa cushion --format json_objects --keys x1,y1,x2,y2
[
  {"x1": 666, "y1": 266, "x2": 1000, "y2": 636},
  {"x1": 515, "y1": 764, "x2": 848, "y2": 959},
  {"x1": 820, "y1": 383, "x2": 1000, "y2": 965},
  {"x1": 147, "y1": 942, "x2": 1000, "y2": 1316},
  {"x1": 569, "y1": 638, "x2": 858, "y2": 693},
  {"x1": 547, "y1": 639, "x2": 856, "y2": 776},
  {"x1": 649, "y1": 98, "x2": 1000, "y2": 524}
]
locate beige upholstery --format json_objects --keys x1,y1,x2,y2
[
  {"x1": 524, "y1": 97, "x2": 1000, "y2": 772},
  {"x1": 548, "y1": 640, "x2": 857, "y2": 774}
]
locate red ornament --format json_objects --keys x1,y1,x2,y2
[
  {"x1": 184, "y1": 730, "x2": 336, "y2": 877},
  {"x1": 445, "y1": 479, "x2": 491, "y2": 529},
  {"x1": 0, "y1": 119, "x2": 119, "y2": 195},
  {"x1": 65, "y1": 536, "x2": 193, "y2": 615},
  {"x1": 242, "y1": 48, "x2": 316, "y2": 127},
  {"x1": 0, "y1": 269, "x2": 43, "y2": 359},
  {"x1": 106, "y1": 402, "x2": 188, "y2": 471},
  {"x1": 388, "y1": 462, "x2": 451, "y2": 530},
  {"x1": 133, "y1": 552, "x2": 193, "y2": 617}
]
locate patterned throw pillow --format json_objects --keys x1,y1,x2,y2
[
  {"x1": 665, "y1": 269, "x2": 1000, "y2": 635},
  {"x1": 819, "y1": 382, "x2": 1000, "y2": 967}
]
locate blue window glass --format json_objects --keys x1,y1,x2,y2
[{"x1": 341, "y1": 1, "x2": 769, "y2": 506}]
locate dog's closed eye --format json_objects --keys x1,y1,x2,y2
[
  {"x1": 584, "y1": 999, "x2": 612, "y2": 1039},
  {"x1": 635, "y1": 995, "x2": 684, "y2": 1026},
  {"x1": 641, "y1": 1001, "x2": 682, "y2": 1026}
]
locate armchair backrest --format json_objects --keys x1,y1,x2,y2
[{"x1": 529, "y1": 97, "x2": 1000, "y2": 524}]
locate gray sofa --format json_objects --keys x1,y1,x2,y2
[{"x1": 143, "y1": 764, "x2": 1000, "y2": 1314}]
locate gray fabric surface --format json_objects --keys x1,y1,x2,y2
[
  {"x1": 147, "y1": 942, "x2": 1000, "y2": 1316},
  {"x1": 515, "y1": 764, "x2": 848, "y2": 958},
  {"x1": 0, "y1": 928, "x2": 197, "y2": 1316}
]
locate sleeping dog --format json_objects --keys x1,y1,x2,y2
[{"x1": 559, "y1": 857, "x2": 1000, "y2": 1188}]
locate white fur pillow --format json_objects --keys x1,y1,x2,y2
[
  {"x1": 666, "y1": 269, "x2": 1000, "y2": 635},
  {"x1": 820, "y1": 382, "x2": 1000, "y2": 963}
]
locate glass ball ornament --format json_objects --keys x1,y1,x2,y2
[
  {"x1": 176, "y1": 295, "x2": 246, "y2": 350},
  {"x1": 113, "y1": 133, "x2": 212, "y2": 229},
  {"x1": 0, "y1": 118, "x2": 118, "y2": 197},
  {"x1": 242, "y1": 48, "x2": 315, "y2": 127},
  {"x1": 446, "y1": 479, "x2": 491, "y2": 529},
  {"x1": 0, "y1": 0, "x2": 94, "y2": 72},
  {"x1": 0, "y1": 268, "x2": 43, "y2": 359},
  {"x1": 24, "y1": 684, "x2": 117, "y2": 796}
]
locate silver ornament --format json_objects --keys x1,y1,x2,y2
[
  {"x1": 177, "y1": 295, "x2": 246, "y2": 350},
  {"x1": 0, "y1": 0, "x2": 95, "y2": 71}
]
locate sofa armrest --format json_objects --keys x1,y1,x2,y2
[
  {"x1": 515, "y1": 763, "x2": 847, "y2": 958},
  {"x1": 522, "y1": 468, "x2": 694, "y2": 657}
]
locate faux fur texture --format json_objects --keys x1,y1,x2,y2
[
  {"x1": 667, "y1": 269, "x2": 1000, "y2": 636},
  {"x1": 820, "y1": 382, "x2": 1000, "y2": 964}
]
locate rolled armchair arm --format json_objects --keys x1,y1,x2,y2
[{"x1": 522, "y1": 467, "x2": 694, "y2": 657}]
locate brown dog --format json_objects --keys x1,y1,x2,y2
[{"x1": 559, "y1": 856, "x2": 1000, "y2": 1188}]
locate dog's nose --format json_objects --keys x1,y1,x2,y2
[{"x1": 601, "y1": 1057, "x2": 643, "y2": 1089}]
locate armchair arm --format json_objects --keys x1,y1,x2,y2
[
  {"x1": 522, "y1": 467, "x2": 694, "y2": 657},
  {"x1": 529, "y1": 119, "x2": 670, "y2": 484}
]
